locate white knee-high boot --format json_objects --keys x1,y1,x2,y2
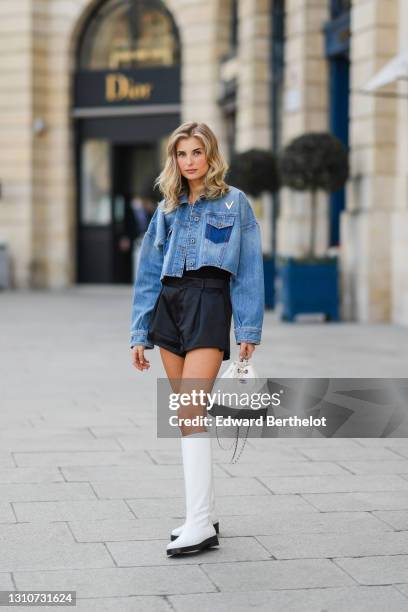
[
  {"x1": 166, "y1": 432, "x2": 219, "y2": 556},
  {"x1": 170, "y1": 457, "x2": 219, "y2": 540}
]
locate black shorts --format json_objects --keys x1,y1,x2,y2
[{"x1": 147, "y1": 276, "x2": 232, "y2": 361}]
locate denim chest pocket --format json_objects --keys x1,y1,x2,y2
[{"x1": 205, "y1": 214, "x2": 235, "y2": 244}]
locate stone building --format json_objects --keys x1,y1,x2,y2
[
  {"x1": 278, "y1": 0, "x2": 407, "y2": 326},
  {"x1": 0, "y1": 0, "x2": 406, "y2": 325}
]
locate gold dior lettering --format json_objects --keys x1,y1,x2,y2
[{"x1": 106, "y1": 74, "x2": 153, "y2": 101}]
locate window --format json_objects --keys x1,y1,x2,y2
[
  {"x1": 331, "y1": 0, "x2": 352, "y2": 19},
  {"x1": 230, "y1": 0, "x2": 238, "y2": 53},
  {"x1": 80, "y1": 140, "x2": 111, "y2": 225},
  {"x1": 271, "y1": 0, "x2": 285, "y2": 153},
  {"x1": 78, "y1": 0, "x2": 180, "y2": 70}
]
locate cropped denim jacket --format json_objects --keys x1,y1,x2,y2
[{"x1": 130, "y1": 185, "x2": 264, "y2": 349}]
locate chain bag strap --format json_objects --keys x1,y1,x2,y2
[{"x1": 210, "y1": 357, "x2": 265, "y2": 463}]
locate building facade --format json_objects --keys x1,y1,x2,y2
[{"x1": 0, "y1": 0, "x2": 407, "y2": 324}]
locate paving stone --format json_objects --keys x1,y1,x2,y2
[
  {"x1": 88, "y1": 426, "x2": 144, "y2": 438},
  {"x1": 0, "y1": 572, "x2": 14, "y2": 589},
  {"x1": 219, "y1": 511, "x2": 392, "y2": 537},
  {"x1": 221, "y1": 460, "x2": 347, "y2": 477},
  {"x1": 91, "y1": 477, "x2": 269, "y2": 499},
  {"x1": 249, "y1": 438, "x2": 363, "y2": 450},
  {"x1": 14, "y1": 451, "x2": 153, "y2": 467},
  {"x1": 3, "y1": 288, "x2": 408, "y2": 609},
  {"x1": 0, "y1": 523, "x2": 113, "y2": 571},
  {"x1": 373, "y1": 511, "x2": 408, "y2": 530},
  {"x1": 107, "y1": 536, "x2": 270, "y2": 566},
  {"x1": 169, "y1": 586, "x2": 408, "y2": 612},
  {"x1": 355, "y1": 439, "x2": 408, "y2": 447},
  {"x1": 294, "y1": 447, "x2": 402, "y2": 461},
  {"x1": 7, "y1": 596, "x2": 171, "y2": 612},
  {"x1": 259, "y1": 474, "x2": 408, "y2": 494},
  {"x1": 0, "y1": 437, "x2": 123, "y2": 452},
  {"x1": 0, "y1": 427, "x2": 99, "y2": 439},
  {"x1": 127, "y1": 493, "x2": 315, "y2": 519},
  {"x1": 0, "y1": 483, "x2": 97, "y2": 502},
  {"x1": 334, "y1": 555, "x2": 408, "y2": 585},
  {"x1": 201, "y1": 558, "x2": 355, "y2": 591},
  {"x1": 117, "y1": 437, "x2": 185, "y2": 451},
  {"x1": 395, "y1": 583, "x2": 408, "y2": 598},
  {"x1": 147, "y1": 446, "x2": 303, "y2": 463},
  {"x1": 0, "y1": 418, "x2": 33, "y2": 428},
  {"x1": 13, "y1": 566, "x2": 216, "y2": 597},
  {"x1": 337, "y1": 460, "x2": 408, "y2": 474},
  {"x1": 358, "y1": 439, "x2": 408, "y2": 451},
  {"x1": 0, "y1": 453, "x2": 15, "y2": 467},
  {"x1": 13, "y1": 500, "x2": 135, "y2": 522},
  {"x1": 0, "y1": 503, "x2": 16, "y2": 523},
  {"x1": 69, "y1": 518, "x2": 196, "y2": 542},
  {"x1": 60, "y1": 464, "x2": 224, "y2": 481},
  {"x1": 28, "y1": 415, "x2": 144, "y2": 428},
  {"x1": 0, "y1": 468, "x2": 63, "y2": 483},
  {"x1": 256, "y1": 531, "x2": 408, "y2": 559},
  {"x1": 303, "y1": 491, "x2": 408, "y2": 512}
]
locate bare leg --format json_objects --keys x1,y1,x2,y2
[
  {"x1": 159, "y1": 347, "x2": 185, "y2": 394},
  {"x1": 178, "y1": 348, "x2": 224, "y2": 437}
]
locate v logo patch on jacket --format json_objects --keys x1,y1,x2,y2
[{"x1": 225, "y1": 201, "x2": 234, "y2": 210}]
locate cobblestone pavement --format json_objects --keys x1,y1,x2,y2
[{"x1": 0, "y1": 286, "x2": 408, "y2": 611}]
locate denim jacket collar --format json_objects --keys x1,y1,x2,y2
[{"x1": 179, "y1": 191, "x2": 206, "y2": 206}]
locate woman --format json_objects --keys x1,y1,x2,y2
[{"x1": 130, "y1": 121, "x2": 264, "y2": 557}]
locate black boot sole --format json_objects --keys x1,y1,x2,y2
[
  {"x1": 167, "y1": 534, "x2": 219, "y2": 556},
  {"x1": 170, "y1": 521, "x2": 219, "y2": 542}
]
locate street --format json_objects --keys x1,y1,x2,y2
[{"x1": 0, "y1": 286, "x2": 408, "y2": 611}]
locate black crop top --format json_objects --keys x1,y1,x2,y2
[
  {"x1": 163, "y1": 264, "x2": 231, "y2": 282},
  {"x1": 182, "y1": 263, "x2": 231, "y2": 280}
]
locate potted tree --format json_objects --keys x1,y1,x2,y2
[
  {"x1": 227, "y1": 149, "x2": 280, "y2": 308},
  {"x1": 277, "y1": 132, "x2": 349, "y2": 321}
]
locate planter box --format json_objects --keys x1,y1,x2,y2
[{"x1": 279, "y1": 256, "x2": 339, "y2": 322}]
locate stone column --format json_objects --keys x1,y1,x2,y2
[
  {"x1": 340, "y1": 0, "x2": 398, "y2": 321},
  {"x1": 235, "y1": 0, "x2": 272, "y2": 252},
  {"x1": 390, "y1": 0, "x2": 408, "y2": 325},
  {"x1": 0, "y1": 0, "x2": 33, "y2": 287},
  {"x1": 276, "y1": 0, "x2": 330, "y2": 257},
  {"x1": 235, "y1": 0, "x2": 271, "y2": 151},
  {"x1": 26, "y1": 0, "x2": 90, "y2": 288},
  {"x1": 178, "y1": 0, "x2": 229, "y2": 154}
]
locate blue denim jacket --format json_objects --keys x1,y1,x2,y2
[{"x1": 130, "y1": 185, "x2": 264, "y2": 349}]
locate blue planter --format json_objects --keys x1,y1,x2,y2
[
  {"x1": 263, "y1": 256, "x2": 275, "y2": 309},
  {"x1": 279, "y1": 256, "x2": 339, "y2": 322}
]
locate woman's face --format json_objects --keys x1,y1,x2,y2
[{"x1": 175, "y1": 136, "x2": 209, "y2": 182}]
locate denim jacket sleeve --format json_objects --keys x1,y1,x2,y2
[
  {"x1": 130, "y1": 205, "x2": 164, "y2": 348},
  {"x1": 230, "y1": 191, "x2": 265, "y2": 345}
]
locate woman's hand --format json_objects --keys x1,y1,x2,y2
[
  {"x1": 131, "y1": 345, "x2": 150, "y2": 371},
  {"x1": 239, "y1": 342, "x2": 256, "y2": 361}
]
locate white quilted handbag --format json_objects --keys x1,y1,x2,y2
[{"x1": 210, "y1": 357, "x2": 265, "y2": 462}]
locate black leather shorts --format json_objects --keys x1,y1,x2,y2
[{"x1": 147, "y1": 276, "x2": 232, "y2": 361}]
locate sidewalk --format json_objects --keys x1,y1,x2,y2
[{"x1": 0, "y1": 286, "x2": 408, "y2": 611}]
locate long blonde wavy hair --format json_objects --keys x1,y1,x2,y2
[{"x1": 154, "y1": 121, "x2": 230, "y2": 213}]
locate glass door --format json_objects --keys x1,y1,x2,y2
[
  {"x1": 77, "y1": 138, "x2": 113, "y2": 283},
  {"x1": 111, "y1": 143, "x2": 159, "y2": 284}
]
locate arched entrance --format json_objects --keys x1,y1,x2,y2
[{"x1": 73, "y1": 0, "x2": 181, "y2": 283}]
